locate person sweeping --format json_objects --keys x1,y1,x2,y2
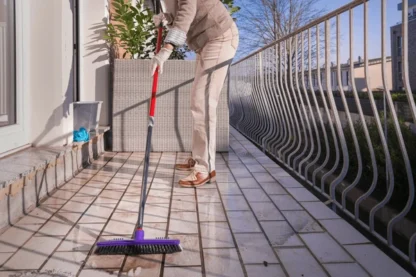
[{"x1": 146, "y1": 0, "x2": 239, "y2": 188}]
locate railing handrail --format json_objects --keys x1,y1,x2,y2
[
  {"x1": 233, "y1": 0, "x2": 368, "y2": 66},
  {"x1": 228, "y1": 0, "x2": 416, "y2": 272}
]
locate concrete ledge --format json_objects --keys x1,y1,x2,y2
[{"x1": 0, "y1": 127, "x2": 110, "y2": 232}]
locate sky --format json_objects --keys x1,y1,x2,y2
[
  {"x1": 319, "y1": 0, "x2": 401, "y2": 62},
  {"x1": 185, "y1": 0, "x2": 403, "y2": 63}
]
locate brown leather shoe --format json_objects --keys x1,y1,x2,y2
[
  {"x1": 179, "y1": 170, "x2": 216, "y2": 188},
  {"x1": 175, "y1": 158, "x2": 196, "y2": 171}
]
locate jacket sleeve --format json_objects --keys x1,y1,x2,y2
[{"x1": 165, "y1": 0, "x2": 197, "y2": 47}]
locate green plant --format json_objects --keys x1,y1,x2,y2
[
  {"x1": 342, "y1": 114, "x2": 416, "y2": 204},
  {"x1": 105, "y1": 0, "x2": 155, "y2": 59},
  {"x1": 105, "y1": 0, "x2": 241, "y2": 60},
  {"x1": 222, "y1": 0, "x2": 241, "y2": 19}
]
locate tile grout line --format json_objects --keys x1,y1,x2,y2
[
  {"x1": 159, "y1": 152, "x2": 178, "y2": 277},
  {"x1": 117, "y1": 153, "x2": 163, "y2": 277},
  {"x1": 236, "y1": 131, "x2": 372, "y2": 267},
  {"x1": 221, "y1": 149, "x2": 290, "y2": 277},
  {"x1": 230, "y1": 133, "x2": 333, "y2": 275},
  {"x1": 0, "y1": 153, "x2": 117, "y2": 271},
  {"x1": 195, "y1": 180, "x2": 206, "y2": 277},
  {"x1": 73, "y1": 152, "x2": 140, "y2": 276},
  {"x1": 213, "y1": 153, "x2": 248, "y2": 277},
  {"x1": 70, "y1": 152, "x2": 141, "y2": 276},
  {"x1": 230, "y1": 130, "x2": 372, "y2": 276}
]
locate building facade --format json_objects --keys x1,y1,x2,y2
[
  {"x1": 305, "y1": 57, "x2": 392, "y2": 93},
  {"x1": 391, "y1": 0, "x2": 416, "y2": 91},
  {"x1": 0, "y1": 0, "x2": 111, "y2": 156}
]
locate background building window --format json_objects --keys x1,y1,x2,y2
[
  {"x1": 397, "y1": 36, "x2": 402, "y2": 57},
  {"x1": 346, "y1": 70, "x2": 349, "y2": 87},
  {"x1": 398, "y1": 61, "x2": 403, "y2": 85},
  {"x1": 0, "y1": 0, "x2": 16, "y2": 127}
]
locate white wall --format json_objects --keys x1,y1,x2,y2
[
  {"x1": 27, "y1": 0, "x2": 74, "y2": 147},
  {"x1": 79, "y1": 0, "x2": 110, "y2": 126}
]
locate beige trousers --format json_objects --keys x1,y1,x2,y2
[{"x1": 191, "y1": 22, "x2": 239, "y2": 174}]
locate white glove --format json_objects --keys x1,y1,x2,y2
[
  {"x1": 153, "y1": 13, "x2": 167, "y2": 27},
  {"x1": 151, "y1": 47, "x2": 172, "y2": 76}
]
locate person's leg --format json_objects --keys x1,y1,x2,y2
[
  {"x1": 175, "y1": 54, "x2": 202, "y2": 172},
  {"x1": 179, "y1": 23, "x2": 239, "y2": 187}
]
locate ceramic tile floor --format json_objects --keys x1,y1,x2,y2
[{"x1": 0, "y1": 128, "x2": 412, "y2": 277}]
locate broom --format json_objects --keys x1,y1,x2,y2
[{"x1": 94, "y1": 0, "x2": 182, "y2": 255}]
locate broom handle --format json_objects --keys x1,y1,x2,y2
[{"x1": 138, "y1": 20, "x2": 164, "y2": 229}]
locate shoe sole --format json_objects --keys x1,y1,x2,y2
[
  {"x1": 179, "y1": 177, "x2": 216, "y2": 188},
  {"x1": 175, "y1": 167, "x2": 193, "y2": 172}
]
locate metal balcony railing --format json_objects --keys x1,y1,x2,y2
[{"x1": 229, "y1": 0, "x2": 416, "y2": 269}]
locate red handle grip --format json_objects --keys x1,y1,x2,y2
[{"x1": 149, "y1": 26, "x2": 164, "y2": 117}]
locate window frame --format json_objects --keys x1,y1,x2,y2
[
  {"x1": 398, "y1": 60, "x2": 403, "y2": 85},
  {"x1": 397, "y1": 36, "x2": 402, "y2": 57},
  {"x1": 0, "y1": 0, "x2": 30, "y2": 155},
  {"x1": 346, "y1": 70, "x2": 349, "y2": 87}
]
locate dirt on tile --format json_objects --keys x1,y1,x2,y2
[
  {"x1": 5, "y1": 269, "x2": 75, "y2": 277},
  {"x1": 121, "y1": 254, "x2": 162, "y2": 276}
]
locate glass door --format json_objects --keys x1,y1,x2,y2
[
  {"x1": 0, "y1": 0, "x2": 29, "y2": 155},
  {"x1": 0, "y1": 0, "x2": 15, "y2": 128}
]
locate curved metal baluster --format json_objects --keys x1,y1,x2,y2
[
  {"x1": 256, "y1": 53, "x2": 271, "y2": 145},
  {"x1": 281, "y1": 39, "x2": 303, "y2": 164},
  {"x1": 321, "y1": 19, "x2": 349, "y2": 201},
  {"x1": 342, "y1": 8, "x2": 376, "y2": 213},
  {"x1": 304, "y1": 28, "x2": 327, "y2": 186},
  {"x1": 235, "y1": 62, "x2": 245, "y2": 131},
  {"x1": 311, "y1": 25, "x2": 335, "y2": 192},
  {"x1": 411, "y1": 233, "x2": 416, "y2": 265},
  {"x1": 253, "y1": 54, "x2": 269, "y2": 145},
  {"x1": 291, "y1": 33, "x2": 312, "y2": 170},
  {"x1": 235, "y1": 63, "x2": 246, "y2": 131},
  {"x1": 271, "y1": 44, "x2": 290, "y2": 156},
  {"x1": 278, "y1": 40, "x2": 299, "y2": 162},
  {"x1": 316, "y1": 21, "x2": 342, "y2": 195},
  {"x1": 270, "y1": 44, "x2": 289, "y2": 155},
  {"x1": 241, "y1": 58, "x2": 254, "y2": 138},
  {"x1": 233, "y1": 64, "x2": 244, "y2": 127},
  {"x1": 229, "y1": 65, "x2": 238, "y2": 126},
  {"x1": 258, "y1": 52, "x2": 274, "y2": 150},
  {"x1": 263, "y1": 48, "x2": 282, "y2": 154},
  {"x1": 402, "y1": 0, "x2": 416, "y2": 123},
  {"x1": 238, "y1": 61, "x2": 250, "y2": 132},
  {"x1": 244, "y1": 58, "x2": 258, "y2": 140},
  {"x1": 232, "y1": 64, "x2": 244, "y2": 132},
  {"x1": 249, "y1": 55, "x2": 265, "y2": 144},
  {"x1": 239, "y1": 60, "x2": 252, "y2": 135},
  {"x1": 271, "y1": 43, "x2": 290, "y2": 155},
  {"x1": 355, "y1": 1, "x2": 394, "y2": 226},
  {"x1": 373, "y1": 0, "x2": 414, "y2": 252},
  {"x1": 248, "y1": 54, "x2": 264, "y2": 144},
  {"x1": 273, "y1": 42, "x2": 293, "y2": 156},
  {"x1": 235, "y1": 63, "x2": 247, "y2": 130},
  {"x1": 243, "y1": 60, "x2": 255, "y2": 135},
  {"x1": 332, "y1": 14, "x2": 362, "y2": 203},
  {"x1": 260, "y1": 49, "x2": 272, "y2": 152},
  {"x1": 298, "y1": 30, "x2": 321, "y2": 178}
]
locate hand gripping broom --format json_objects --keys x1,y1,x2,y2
[{"x1": 94, "y1": 0, "x2": 182, "y2": 255}]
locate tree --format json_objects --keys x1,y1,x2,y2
[{"x1": 235, "y1": 0, "x2": 325, "y2": 57}]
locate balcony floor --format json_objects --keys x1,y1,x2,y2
[{"x1": 0, "y1": 127, "x2": 411, "y2": 277}]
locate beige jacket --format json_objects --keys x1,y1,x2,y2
[{"x1": 146, "y1": 0, "x2": 234, "y2": 51}]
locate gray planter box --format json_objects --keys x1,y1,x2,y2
[
  {"x1": 112, "y1": 59, "x2": 229, "y2": 152},
  {"x1": 73, "y1": 101, "x2": 103, "y2": 133}
]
